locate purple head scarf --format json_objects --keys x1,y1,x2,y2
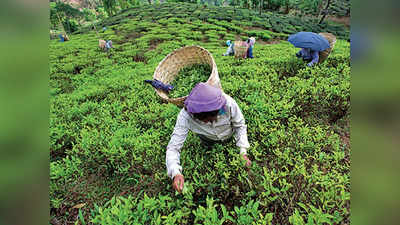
[{"x1": 184, "y1": 82, "x2": 226, "y2": 114}]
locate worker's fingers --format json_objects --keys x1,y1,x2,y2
[
  {"x1": 180, "y1": 179, "x2": 184, "y2": 191},
  {"x1": 173, "y1": 175, "x2": 184, "y2": 193},
  {"x1": 173, "y1": 179, "x2": 179, "y2": 192},
  {"x1": 242, "y1": 154, "x2": 252, "y2": 168},
  {"x1": 173, "y1": 180, "x2": 179, "y2": 192},
  {"x1": 246, "y1": 160, "x2": 252, "y2": 167},
  {"x1": 174, "y1": 184, "x2": 180, "y2": 192}
]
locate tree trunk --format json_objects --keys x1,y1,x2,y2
[
  {"x1": 284, "y1": 4, "x2": 289, "y2": 14},
  {"x1": 259, "y1": 0, "x2": 262, "y2": 15},
  {"x1": 319, "y1": 0, "x2": 331, "y2": 24}
]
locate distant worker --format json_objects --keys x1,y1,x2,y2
[
  {"x1": 105, "y1": 40, "x2": 113, "y2": 50},
  {"x1": 296, "y1": 48, "x2": 320, "y2": 67},
  {"x1": 102, "y1": 27, "x2": 107, "y2": 32},
  {"x1": 99, "y1": 39, "x2": 113, "y2": 51},
  {"x1": 58, "y1": 34, "x2": 69, "y2": 42},
  {"x1": 246, "y1": 37, "x2": 256, "y2": 58},
  {"x1": 222, "y1": 40, "x2": 235, "y2": 56},
  {"x1": 63, "y1": 34, "x2": 70, "y2": 41},
  {"x1": 166, "y1": 83, "x2": 251, "y2": 193},
  {"x1": 58, "y1": 34, "x2": 64, "y2": 42},
  {"x1": 288, "y1": 32, "x2": 336, "y2": 67}
]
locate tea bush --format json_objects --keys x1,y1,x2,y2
[
  {"x1": 77, "y1": 3, "x2": 349, "y2": 40},
  {"x1": 169, "y1": 64, "x2": 211, "y2": 98},
  {"x1": 246, "y1": 30, "x2": 272, "y2": 41},
  {"x1": 292, "y1": 0, "x2": 350, "y2": 17},
  {"x1": 50, "y1": 2, "x2": 350, "y2": 224}
]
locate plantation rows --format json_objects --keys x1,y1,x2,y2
[
  {"x1": 77, "y1": 2, "x2": 349, "y2": 41},
  {"x1": 50, "y1": 3, "x2": 350, "y2": 224},
  {"x1": 328, "y1": 0, "x2": 350, "y2": 17}
]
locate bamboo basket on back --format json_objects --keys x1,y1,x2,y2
[
  {"x1": 318, "y1": 32, "x2": 337, "y2": 63},
  {"x1": 152, "y1": 46, "x2": 222, "y2": 107},
  {"x1": 233, "y1": 41, "x2": 249, "y2": 58}
]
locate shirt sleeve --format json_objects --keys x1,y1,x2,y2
[
  {"x1": 296, "y1": 49, "x2": 302, "y2": 58},
  {"x1": 224, "y1": 45, "x2": 234, "y2": 56},
  {"x1": 228, "y1": 96, "x2": 250, "y2": 154},
  {"x1": 300, "y1": 48, "x2": 307, "y2": 56},
  {"x1": 166, "y1": 109, "x2": 189, "y2": 179},
  {"x1": 310, "y1": 50, "x2": 320, "y2": 64}
]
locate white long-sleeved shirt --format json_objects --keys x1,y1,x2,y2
[{"x1": 165, "y1": 94, "x2": 250, "y2": 179}]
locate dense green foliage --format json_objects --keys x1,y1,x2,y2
[
  {"x1": 170, "y1": 64, "x2": 211, "y2": 98},
  {"x1": 292, "y1": 0, "x2": 350, "y2": 17},
  {"x1": 50, "y1": 1, "x2": 83, "y2": 33},
  {"x1": 79, "y1": 2, "x2": 349, "y2": 40},
  {"x1": 327, "y1": 0, "x2": 350, "y2": 17},
  {"x1": 52, "y1": 0, "x2": 349, "y2": 37},
  {"x1": 50, "y1": 2, "x2": 350, "y2": 224}
]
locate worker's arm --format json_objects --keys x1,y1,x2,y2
[
  {"x1": 296, "y1": 49, "x2": 303, "y2": 58},
  {"x1": 307, "y1": 50, "x2": 320, "y2": 66},
  {"x1": 166, "y1": 109, "x2": 189, "y2": 179},
  {"x1": 229, "y1": 97, "x2": 251, "y2": 167},
  {"x1": 223, "y1": 44, "x2": 234, "y2": 56},
  {"x1": 228, "y1": 97, "x2": 250, "y2": 155}
]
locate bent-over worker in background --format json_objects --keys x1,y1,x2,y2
[
  {"x1": 99, "y1": 39, "x2": 113, "y2": 51},
  {"x1": 288, "y1": 31, "x2": 333, "y2": 67},
  {"x1": 246, "y1": 37, "x2": 256, "y2": 58},
  {"x1": 296, "y1": 48, "x2": 320, "y2": 67}
]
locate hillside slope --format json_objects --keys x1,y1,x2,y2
[
  {"x1": 50, "y1": 3, "x2": 350, "y2": 224},
  {"x1": 77, "y1": 2, "x2": 349, "y2": 40}
]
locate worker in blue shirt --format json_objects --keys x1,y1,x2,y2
[{"x1": 296, "y1": 48, "x2": 320, "y2": 67}]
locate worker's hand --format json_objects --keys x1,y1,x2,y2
[
  {"x1": 173, "y1": 174, "x2": 184, "y2": 193},
  {"x1": 296, "y1": 52, "x2": 301, "y2": 58},
  {"x1": 307, "y1": 62, "x2": 314, "y2": 67},
  {"x1": 242, "y1": 154, "x2": 252, "y2": 167}
]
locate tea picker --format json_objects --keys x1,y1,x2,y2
[
  {"x1": 106, "y1": 40, "x2": 113, "y2": 50},
  {"x1": 58, "y1": 34, "x2": 65, "y2": 42},
  {"x1": 94, "y1": 23, "x2": 113, "y2": 52},
  {"x1": 288, "y1": 31, "x2": 336, "y2": 66},
  {"x1": 166, "y1": 83, "x2": 252, "y2": 193},
  {"x1": 148, "y1": 46, "x2": 251, "y2": 193},
  {"x1": 246, "y1": 37, "x2": 256, "y2": 58},
  {"x1": 58, "y1": 33, "x2": 69, "y2": 42},
  {"x1": 98, "y1": 39, "x2": 113, "y2": 51}
]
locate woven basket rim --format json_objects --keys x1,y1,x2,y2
[{"x1": 152, "y1": 45, "x2": 220, "y2": 107}]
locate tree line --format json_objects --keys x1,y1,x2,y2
[{"x1": 50, "y1": 0, "x2": 343, "y2": 34}]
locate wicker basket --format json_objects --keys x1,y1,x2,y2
[
  {"x1": 233, "y1": 41, "x2": 249, "y2": 58},
  {"x1": 318, "y1": 33, "x2": 337, "y2": 63},
  {"x1": 152, "y1": 46, "x2": 222, "y2": 107}
]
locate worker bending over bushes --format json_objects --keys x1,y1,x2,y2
[{"x1": 166, "y1": 82, "x2": 251, "y2": 193}]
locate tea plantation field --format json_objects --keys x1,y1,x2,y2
[{"x1": 50, "y1": 2, "x2": 350, "y2": 224}]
